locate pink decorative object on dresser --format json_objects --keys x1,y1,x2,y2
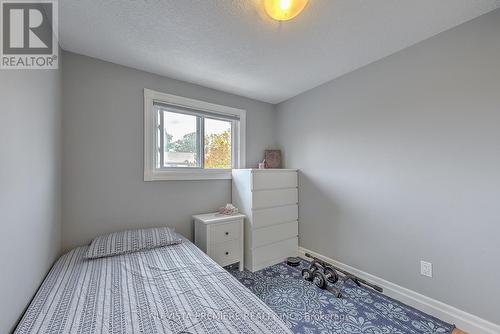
[{"x1": 264, "y1": 150, "x2": 282, "y2": 168}]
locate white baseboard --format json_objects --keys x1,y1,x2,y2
[{"x1": 298, "y1": 247, "x2": 500, "y2": 334}]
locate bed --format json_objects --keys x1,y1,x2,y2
[{"x1": 14, "y1": 236, "x2": 292, "y2": 334}]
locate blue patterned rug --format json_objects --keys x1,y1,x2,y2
[{"x1": 228, "y1": 260, "x2": 454, "y2": 334}]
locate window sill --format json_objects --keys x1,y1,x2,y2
[{"x1": 144, "y1": 169, "x2": 232, "y2": 181}]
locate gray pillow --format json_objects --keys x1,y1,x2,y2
[{"x1": 85, "y1": 227, "x2": 182, "y2": 259}]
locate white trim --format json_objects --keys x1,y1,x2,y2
[
  {"x1": 145, "y1": 169, "x2": 232, "y2": 181},
  {"x1": 243, "y1": 168, "x2": 298, "y2": 173},
  {"x1": 299, "y1": 247, "x2": 500, "y2": 334},
  {"x1": 144, "y1": 89, "x2": 246, "y2": 181}
]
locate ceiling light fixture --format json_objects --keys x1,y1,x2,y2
[{"x1": 264, "y1": 0, "x2": 309, "y2": 21}]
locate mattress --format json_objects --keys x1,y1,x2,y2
[{"x1": 15, "y1": 237, "x2": 292, "y2": 334}]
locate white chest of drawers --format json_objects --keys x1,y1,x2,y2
[
  {"x1": 193, "y1": 213, "x2": 245, "y2": 271},
  {"x1": 232, "y1": 169, "x2": 298, "y2": 272}
]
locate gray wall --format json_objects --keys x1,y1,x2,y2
[
  {"x1": 276, "y1": 9, "x2": 500, "y2": 324},
  {"x1": 62, "y1": 51, "x2": 276, "y2": 251},
  {"x1": 0, "y1": 66, "x2": 62, "y2": 331}
]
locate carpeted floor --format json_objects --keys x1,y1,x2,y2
[{"x1": 228, "y1": 260, "x2": 454, "y2": 334}]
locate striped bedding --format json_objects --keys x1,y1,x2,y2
[{"x1": 15, "y1": 237, "x2": 292, "y2": 334}]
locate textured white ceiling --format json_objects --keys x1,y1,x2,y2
[{"x1": 60, "y1": 1, "x2": 500, "y2": 103}]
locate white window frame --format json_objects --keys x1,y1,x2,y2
[{"x1": 144, "y1": 89, "x2": 246, "y2": 181}]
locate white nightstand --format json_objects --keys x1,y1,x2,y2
[{"x1": 193, "y1": 212, "x2": 245, "y2": 271}]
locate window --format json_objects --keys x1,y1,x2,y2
[
  {"x1": 156, "y1": 106, "x2": 235, "y2": 169},
  {"x1": 144, "y1": 89, "x2": 246, "y2": 180}
]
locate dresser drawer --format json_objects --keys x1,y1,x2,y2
[
  {"x1": 252, "y1": 204, "x2": 298, "y2": 229},
  {"x1": 252, "y1": 171, "x2": 297, "y2": 190},
  {"x1": 252, "y1": 188, "x2": 298, "y2": 209},
  {"x1": 211, "y1": 221, "x2": 241, "y2": 244},
  {"x1": 252, "y1": 221, "x2": 298, "y2": 248},
  {"x1": 252, "y1": 237, "x2": 298, "y2": 267},
  {"x1": 211, "y1": 240, "x2": 241, "y2": 267}
]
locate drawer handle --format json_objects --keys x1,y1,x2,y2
[
  {"x1": 225, "y1": 251, "x2": 229, "y2": 255},
  {"x1": 225, "y1": 232, "x2": 229, "y2": 236}
]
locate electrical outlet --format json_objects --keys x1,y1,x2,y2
[{"x1": 420, "y1": 261, "x2": 432, "y2": 277}]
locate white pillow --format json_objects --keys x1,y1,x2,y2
[{"x1": 85, "y1": 227, "x2": 182, "y2": 259}]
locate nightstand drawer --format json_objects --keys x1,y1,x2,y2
[
  {"x1": 211, "y1": 240, "x2": 240, "y2": 266},
  {"x1": 211, "y1": 221, "x2": 241, "y2": 244}
]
